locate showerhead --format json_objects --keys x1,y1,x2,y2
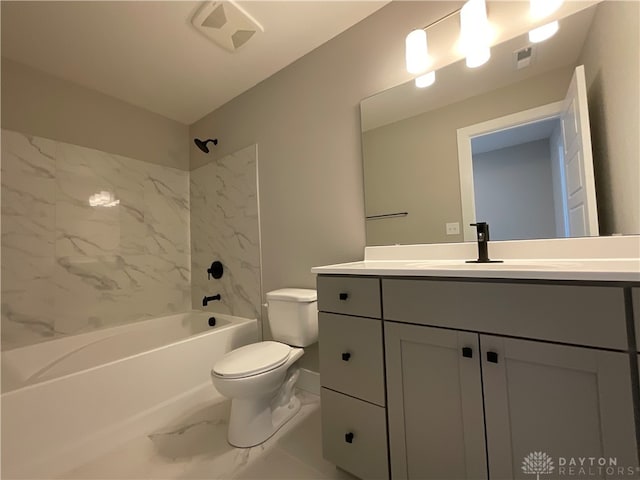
[{"x1": 194, "y1": 138, "x2": 218, "y2": 153}]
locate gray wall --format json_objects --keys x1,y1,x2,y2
[
  {"x1": 578, "y1": 1, "x2": 640, "y2": 236},
  {"x1": 362, "y1": 67, "x2": 573, "y2": 246},
  {"x1": 1, "y1": 58, "x2": 189, "y2": 170},
  {"x1": 473, "y1": 139, "x2": 557, "y2": 241},
  {"x1": 190, "y1": 2, "x2": 464, "y2": 370}
]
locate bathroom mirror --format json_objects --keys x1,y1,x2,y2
[{"x1": 361, "y1": 1, "x2": 639, "y2": 246}]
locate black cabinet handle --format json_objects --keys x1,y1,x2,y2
[
  {"x1": 345, "y1": 432, "x2": 354, "y2": 443},
  {"x1": 487, "y1": 351, "x2": 499, "y2": 363},
  {"x1": 342, "y1": 352, "x2": 351, "y2": 361},
  {"x1": 339, "y1": 292, "x2": 349, "y2": 301},
  {"x1": 462, "y1": 347, "x2": 473, "y2": 358}
]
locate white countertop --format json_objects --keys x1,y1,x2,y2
[
  {"x1": 311, "y1": 236, "x2": 640, "y2": 282},
  {"x1": 311, "y1": 258, "x2": 640, "y2": 281}
]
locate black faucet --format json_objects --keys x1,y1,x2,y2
[
  {"x1": 202, "y1": 294, "x2": 221, "y2": 306},
  {"x1": 466, "y1": 222, "x2": 503, "y2": 264}
]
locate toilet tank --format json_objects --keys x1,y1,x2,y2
[{"x1": 266, "y1": 288, "x2": 318, "y2": 347}]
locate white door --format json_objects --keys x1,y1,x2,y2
[{"x1": 561, "y1": 64, "x2": 599, "y2": 236}]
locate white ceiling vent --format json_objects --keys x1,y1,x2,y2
[
  {"x1": 192, "y1": 1, "x2": 264, "y2": 52},
  {"x1": 514, "y1": 45, "x2": 536, "y2": 70}
]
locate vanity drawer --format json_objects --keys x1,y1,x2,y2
[
  {"x1": 319, "y1": 312, "x2": 385, "y2": 406},
  {"x1": 383, "y1": 279, "x2": 628, "y2": 350},
  {"x1": 320, "y1": 387, "x2": 389, "y2": 480},
  {"x1": 317, "y1": 275, "x2": 381, "y2": 318}
]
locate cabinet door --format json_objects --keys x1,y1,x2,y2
[
  {"x1": 385, "y1": 322, "x2": 487, "y2": 480},
  {"x1": 481, "y1": 335, "x2": 638, "y2": 479}
]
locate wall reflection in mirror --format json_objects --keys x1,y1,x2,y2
[{"x1": 361, "y1": 1, "x2": 639, "y2": 246}]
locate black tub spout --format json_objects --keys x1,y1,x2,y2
[{"x1": 203, "y1": 294, "x2": 221, "y2": 306}]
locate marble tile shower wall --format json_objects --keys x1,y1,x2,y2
[
  {"x1": 190, "y1": 145, "x2": 261, "y2": 329},
  {"x1": 1, "y1": 129, "x2": 191, "y2": 350}
]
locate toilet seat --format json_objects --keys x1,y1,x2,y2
[{"x1": 212, "y1": 341, "x2": 292, "y2": 378}]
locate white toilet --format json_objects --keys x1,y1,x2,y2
[{"x1": 210, "y1": 288, "x2": 318, "y2": 448}]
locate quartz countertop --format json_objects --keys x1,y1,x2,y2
[
  {"x1": 311, "y1": 258, "x2": 640, "y2": 282},
  {"x1": 312, "y1": 237, "x2": 640, "y2": 281}
]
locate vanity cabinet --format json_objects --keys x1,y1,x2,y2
[
  {"x1": 481, "y1": 335, "x2": 636, "y2": 479},
  {"x1": 383, "y1": 278, "x2": 638, "y2": 479},
  {"x1": 384, "y1": 323, "x2": 487, "y2": 479},
  {"x1": 386, "y1": 322, "x2": 637, "y2": 480},
  {"x1": 317, "y1": 274, "x2": 640, "y2": 480},
  {"x1": 317, "y1": 275, "x2": 389, "y2": 480}
]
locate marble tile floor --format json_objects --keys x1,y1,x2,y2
[{"x1": 61, "y1": 390, "x2": 356, "y2": 480}]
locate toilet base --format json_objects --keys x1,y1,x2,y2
[
  {"x1": 227, "y1": 393, "x2": 301, "y2": 448},
  {"x1": 227, "y1": 368, "x2": 302, "y2": 448},
  {"x1": 272, "y1": 395, "x2": 301, "y2": 435}
]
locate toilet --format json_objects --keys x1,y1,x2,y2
[{"x1": 210, "y1": 288, "x2": 318, "y2": 448}]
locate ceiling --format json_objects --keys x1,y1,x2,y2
[{"x1": 1, "y1": 1, "x2": 388, "y2": 124}]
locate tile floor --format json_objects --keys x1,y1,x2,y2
[{"x1": 62, "y1": 390, "x2": 355, "y2": 480}]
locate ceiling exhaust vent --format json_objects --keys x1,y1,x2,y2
[
  {"x1": 514, "y1": 45, "x2": 535, "y2": 70},
  {"x1": 192, "y1": 1, "x2": 264, "y2": 52}
]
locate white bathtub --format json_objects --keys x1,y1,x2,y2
[{"x1": 1, "y1": 311, "x2": 258, "y2": 479}]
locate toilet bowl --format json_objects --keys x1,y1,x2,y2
[{"x1": 210, "y1": 288, "x2": 317, "y2": 448}]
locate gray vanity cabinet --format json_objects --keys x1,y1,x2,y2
[
  {"x1": 317, "y1": 275, "x2": 389, "y2": 480},
  {"x1": 481, "y1": 335, "x2": 637, "y2": 478},
  {"x1": 385, "y1": 324, "x2": 637, "y2": 480},
  {"x1": 385, "y1": 322, "x2": 487, "y2": 480},
  {"x1": 318, "y1": 275, "x2": 639, "y2": 480}
]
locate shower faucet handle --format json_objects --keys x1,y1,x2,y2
[{"x1": 207, "y1": 261, "x2": 224, "y2": 280}]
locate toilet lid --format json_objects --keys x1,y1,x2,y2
[{"x1": 212, "y1": 341, "x2": 292, "y2": 378}]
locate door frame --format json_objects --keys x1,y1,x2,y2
[{"x1": 456, "y1": 101, "x2": 563, "y2": 241}]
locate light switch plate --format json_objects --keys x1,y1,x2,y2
[{"x1": 446, "y1": 222, "x2": 460, "y2": 235}]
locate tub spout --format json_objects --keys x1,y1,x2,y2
[{"x1": 203, "y1": 294, "x2": 221, "y2": 306}]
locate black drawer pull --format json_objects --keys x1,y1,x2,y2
[
  {"x1": 487, "y1": 351, "x2": 499, "y2": 363},
  {"x1": 339, "y1": 292, "x2": 349, "y2": 301},
  {"x1": 345, "y1": 432, "x2": 354, "y2": 443},
  {"x1": 342, "y1": 352, "x2": 351, "y2": 361},
  {"x1": 462, "y1": 347, "x2": 473, "y2": 358}
]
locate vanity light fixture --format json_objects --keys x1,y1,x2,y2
[
  {"x1": 529, "y1": 20, "x2": 559, "y2": 43},
  {"x1": 528, "y1": 0, "x2": 563, "y2": 43},
  {"x1": 404, "y1": 0, "x2": 493, "y2": 86},
  {"x1": 460, "y1": 0, "x2": 492, "y2": 68},
  {"x1": 529, "y1": 0, "x2": 563, "y2": 20},
  {"x1": 405, "y1": 29, "x2": 430, "y2": 75},
  {"x1": 415, "y1": 71, "x2": 436, "y2": 88},
  {"x1": 404, "y1": 7, "x2": 462, "y2": 86}
]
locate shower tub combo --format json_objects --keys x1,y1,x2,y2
[{"x1": 1, "y1": 311, "x2": 258, "y2": 479}]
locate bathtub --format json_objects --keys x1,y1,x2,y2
[{"x1": 1, "y1": 311, "x2": 258, "y2": 479}]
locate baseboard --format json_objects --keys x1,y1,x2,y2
[{"x1": 297, "y1": 368, "x2": 320, "y2": 395}]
